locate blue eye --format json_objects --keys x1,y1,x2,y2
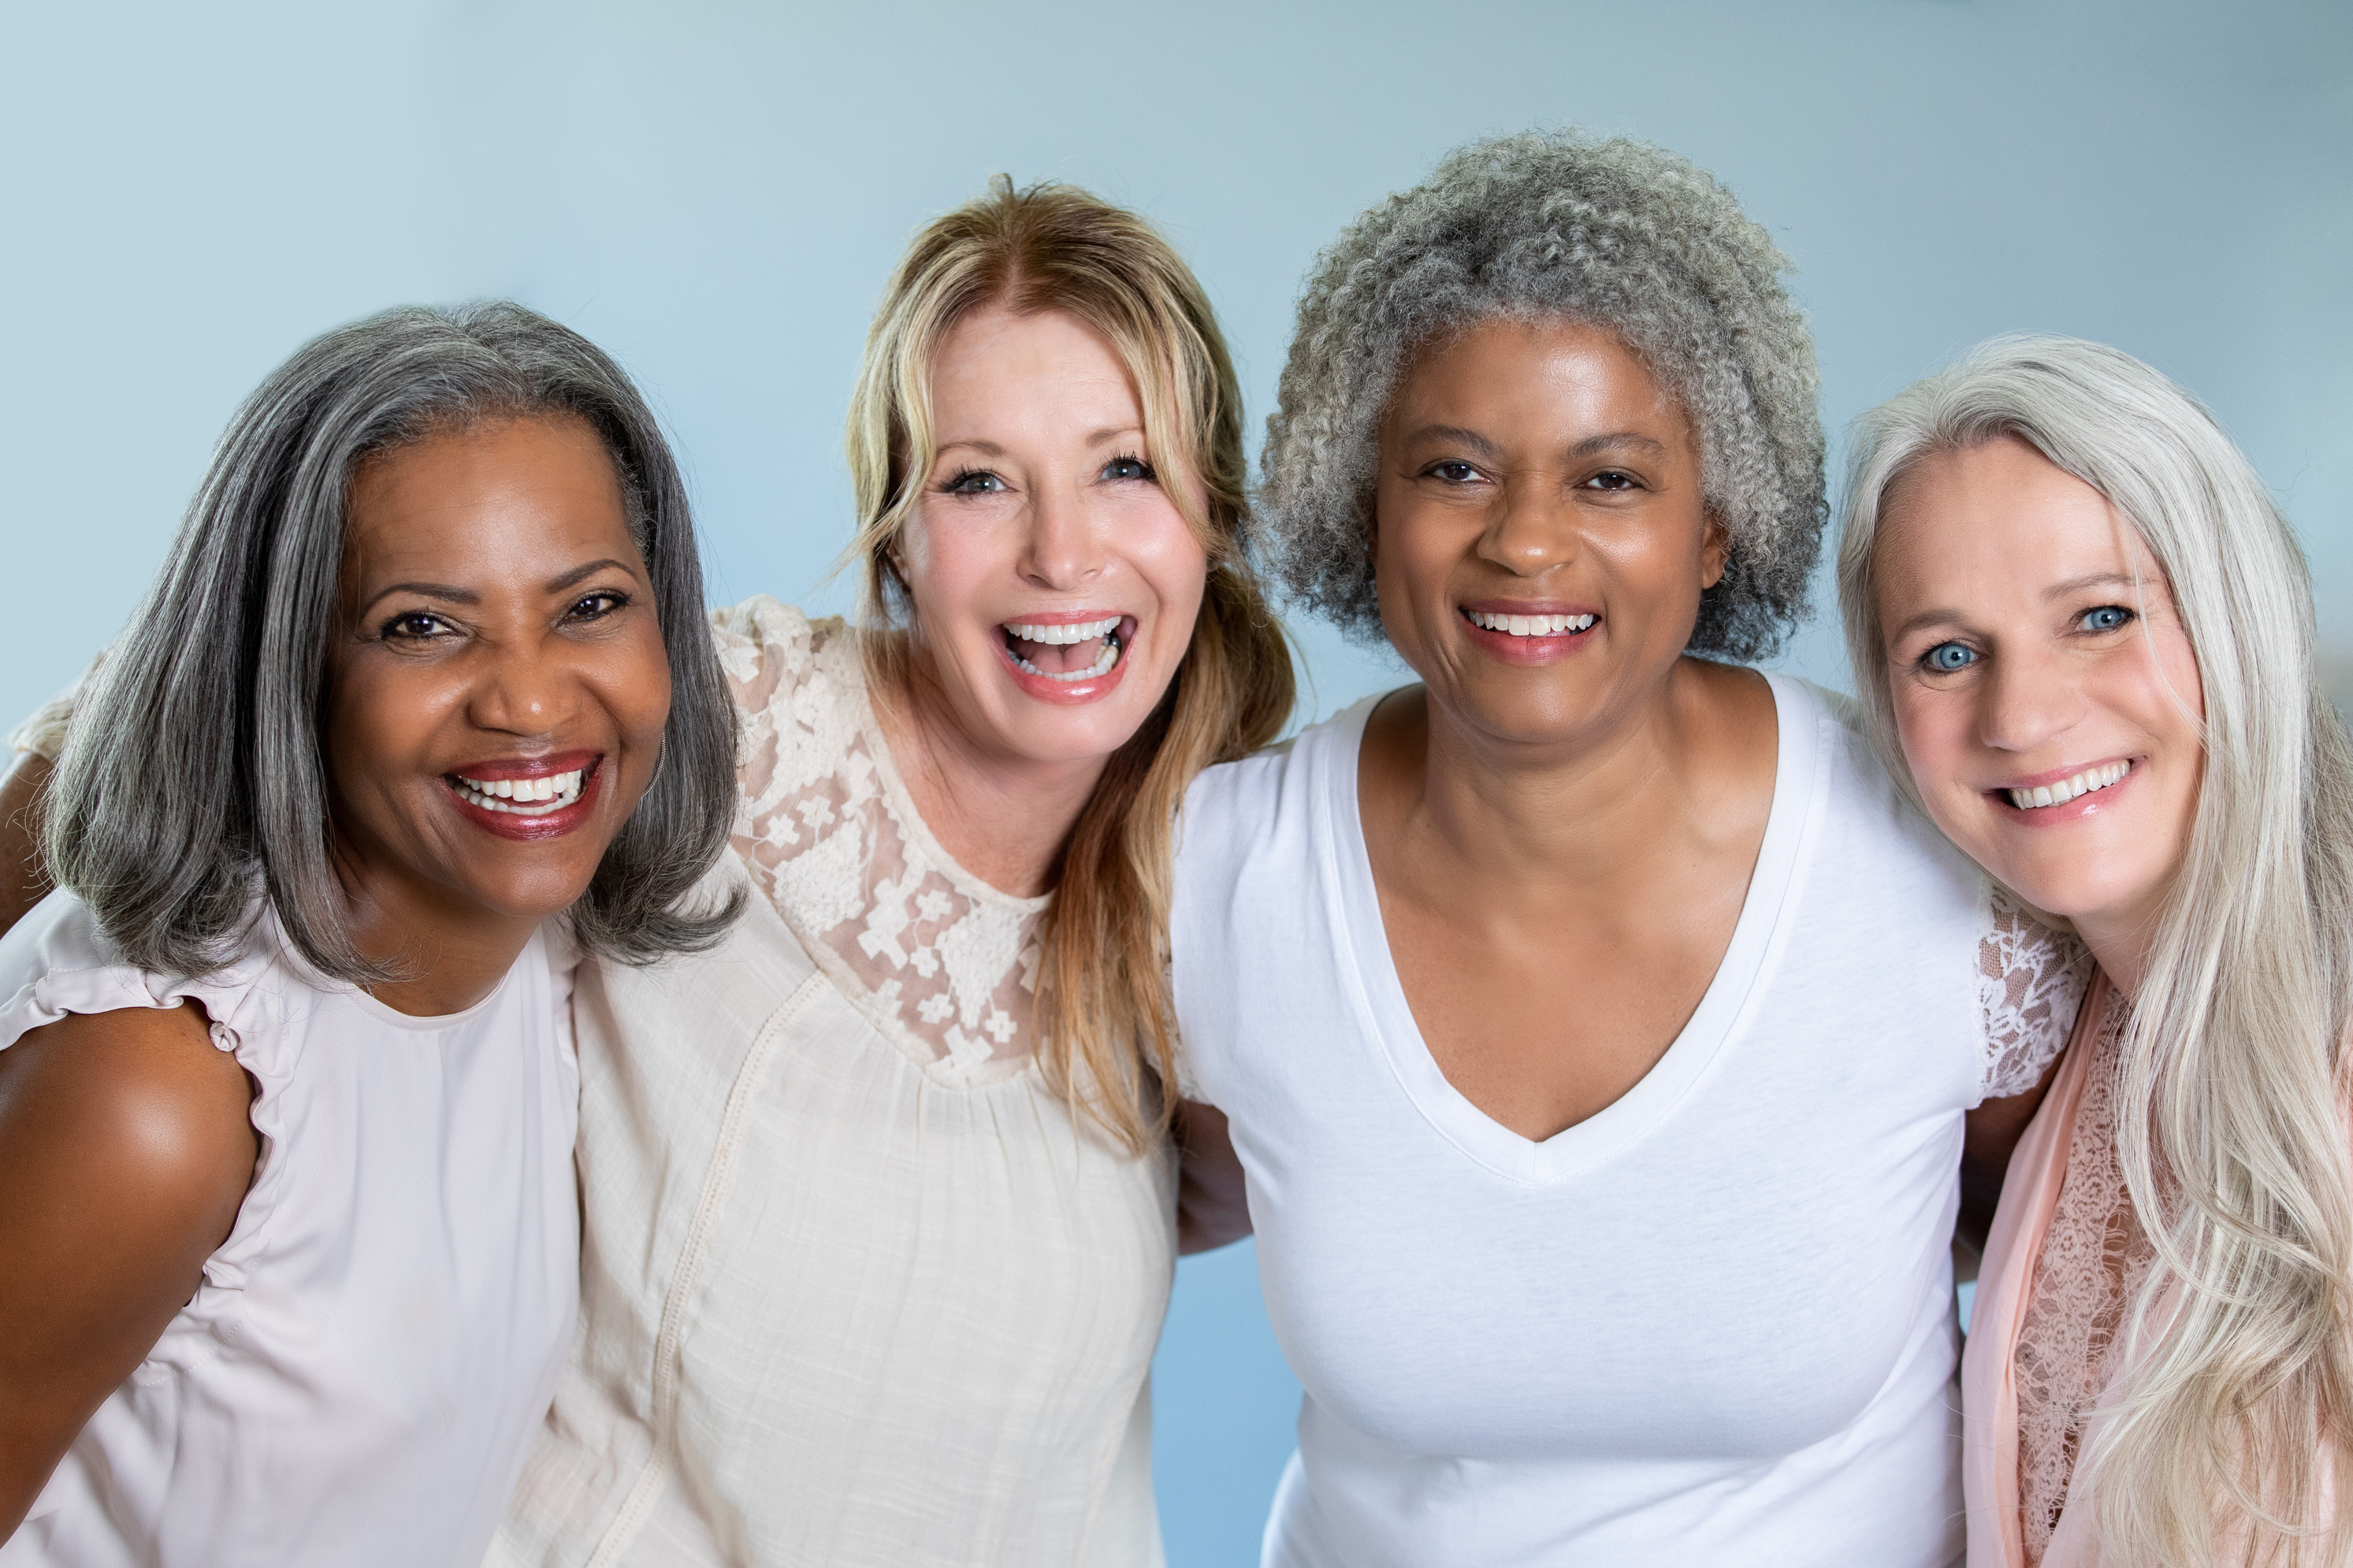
[
  {"x1": 943, "y1": 469, "x2": 1005, "y2": 496},
  {"x1": 1102, "y1": 453, "x2": 1155, "y2": 483},
  {"x1": 1924, "y1": 642, "x2": 1977, "y2": 674},
  {"x1": 2077, "y1": 605, "x2": 2132, "y2": 634}
]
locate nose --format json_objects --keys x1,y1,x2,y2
[
  {"x1": 1018, "y1": 474, "x2": 1110, "y2": 591},
  {"x1": 1476, "y1": 477, "x2": 1580, "y2": 578},
  {"x1": 466, "y1": 634, "x2": 578, "y2": 744},
  {"x1": 1976, "y1": 641, "x2": 2085, "y2": 756}
]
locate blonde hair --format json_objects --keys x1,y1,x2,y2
[
  {"x1": 1839, "y1": 335, "x2": 2353, "y2": 1566},
  {"x1": 842, "y1": 176, "x2": 1294, "y2": 1154}
]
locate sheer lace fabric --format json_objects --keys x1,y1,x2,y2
[
  {"x1": 1980, "y1": 891, "x2": 2095, "y2": 1099},
  {"x1": 714, "y1": 597, "x2": 1046, "y2": 1082},
  {"x1": 2013, "y1": 989, "x2": 2154, "y2": 1566}
]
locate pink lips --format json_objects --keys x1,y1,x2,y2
[
  {"x1": 443, "y1": 749, "x2": 604, "y2": 842},
  {"x1": 996, "y1": 610, "x2": 1135, "y2": 706},
  {"x1": 1457, "y1": 602, "x2": 1601, "y2": 667}
]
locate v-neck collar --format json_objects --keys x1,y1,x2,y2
[{"x1": 1318, "y1": 671, "x2": 1827, "y2": 1186}]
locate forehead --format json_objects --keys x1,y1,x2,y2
[
  {"x1": 929, "y1": 305, "x2": 1139, "y2": 418},
  {"x1": 344, "y1": 414, "x2": 630, "y2": 573},
  {"x1": 1388, "y1": 315, "x2": 1687, "y2": 439},
  {"x1": 1877, "y1": 437, "x2": 2153, "y2": 608}
]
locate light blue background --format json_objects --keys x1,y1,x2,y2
[{"x1": 3, "y1": 4, "x2": 2347, "y2": 1562}]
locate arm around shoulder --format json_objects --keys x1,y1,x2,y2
[{"x1": 0, "y1": 1002, "x2": 257, "y2": 1540}]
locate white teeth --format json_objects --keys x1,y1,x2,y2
[
  {"x1": 1468, "y1": 610, "x2": 1596, "y2": 637},
  {"x1": 1003, "y1": 615, "x2": 1121, "y2": 645},
  {"x1": 453, "y1": 767, "x2": 586, "y2": 816},
  {"x1": 2006, "y1": 760, "x2": 2131, "y2": 812},
  {"x1": 1011, "y1": 638, "x2": 1121, "y2": 682}
]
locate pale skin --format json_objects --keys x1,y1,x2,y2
[
  {"x1": 1874, "y1": 434, "x2": 2206, "y2": 996},
  {"x1": 0, "y1": 414, "x2": 672, "y2": 1536},
  {"x1": 874, "y1": 305, "x2": 1208, "y2": 897},
  {"x1": 850, "y1": 303, "x2": 1237, "y2": 1247}
]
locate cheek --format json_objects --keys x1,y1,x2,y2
[{"x1": 897, "y1": 514, "x2": 996, "y2": 637}]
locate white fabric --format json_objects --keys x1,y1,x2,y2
[
  {"x1": 1170, "y1": 674, "x2": 2088, "y2": 1568},
  {"x1": 490, "y1": 598, "x2": 1174, "y2": 1568},
  {"x1": 0, "y1": 892, "x2": 579, "y2": 1568}
]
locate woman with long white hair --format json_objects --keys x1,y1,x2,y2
[{"x1": 1840, "y1": 334, "x2": 2353, "y2": 1566}]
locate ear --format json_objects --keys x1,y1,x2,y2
[{"x1": 1699, "y1": 510, "x2": 1730, "y2": 592}]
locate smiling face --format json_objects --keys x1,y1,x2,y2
[
  {"x1": 895, "y1": 303, "x2": 1210, "y2": 770},
  {"x1": 325, "y1": 414, "x2": 671, "y2": 931},
  {"x1": 1875, "y1": 434, "x2": 2205, "y2": 957},
  {"x1": 1373, "y1": 316, "x2": 1723, "y2": 748}
]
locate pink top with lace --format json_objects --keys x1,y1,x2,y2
[
  {"x1": 713, "y1": 596, "x2": 1047, "y2": 1082},
  {"x1": 2013, "y1": 989, "x2": 2152, "y2": 1565}
]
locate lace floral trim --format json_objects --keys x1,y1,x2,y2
[
  {"x1": 2014, "y1": 989, "x2": 2152, "y2": 1566},
  {"x1": 715, "y1": 597, "x2": 1046, "y2": 1083},
  {"x1": 1979, "y1": 890, "x2": 2093, "y2": 1098}
]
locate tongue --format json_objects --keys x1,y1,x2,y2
[{"x1": 1009, "y1": 634, "x2": 1109, "y2": 674}]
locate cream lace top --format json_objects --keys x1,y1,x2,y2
[
  {"x1": 491, "y1": 595, "x2": 1174, "y2": 1568},
  {"x1": 2013, "y1": 987, "x2": 2152, "y2": 1565}
]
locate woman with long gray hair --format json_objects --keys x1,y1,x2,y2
[
  {"x1": 1840, "y1": 336, "x2": 2352, "y2": 1566},
  {"x1": 1171, "y1": 130, "x2": 2087, "y2": 1564},
  {"x1": 0, "y1": 303, "x2": 738, "y2": 1566}
]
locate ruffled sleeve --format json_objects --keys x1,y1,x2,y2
[
  {"x1": 0, "y1": 894, "x2": 300, "y2": 1292},
  {"x1": 1977, "y1": 888, "x2": 2093, "y2": 1100}
]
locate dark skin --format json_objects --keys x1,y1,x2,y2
[
  {"x1": 0, "y1": 414, "x2": 672, "y2": 1537},
  {"x1": 1178, "y1": 318, "x2": 2054, "y2": 1248}
]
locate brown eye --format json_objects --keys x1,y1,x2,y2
[
  {"x1": 566, "y1": 591, "x2": 627, "y2": 622},
  {"x1": 381, "y1": 611, "x2": 453, "y2": 641}
]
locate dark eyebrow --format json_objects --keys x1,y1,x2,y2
[
  {"x1": 1397, "y1": 424, "x2": 1499, "y2": 458},
  {"x1": 359, "y1": 559, "x2": 635, "y2": 618},
  {"x1": 1570, "y1": 431, "x2": 1668, "y2": 459},
  {"x1": 548, "y1": 558, "x2": 636, "y2": 593},
  {"x1": 360, "y1": 581, "x2": 479, "y2": 615}
]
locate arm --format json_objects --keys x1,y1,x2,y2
[
  {"x1": 0, "y1": 753, "x2": 54, "y2": 940},
  {"x1": 1958, "y1": 1052, "x2": 2065, "y2": 1254},
  {"x1": 0, "y1": 1004, "x2": 257, "y2": 1539},
  {"x1": 1173, "y1": 1099, "x2": 1253, "y2": 1255}
]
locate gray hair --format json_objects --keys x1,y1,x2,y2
[
  {"x1": 1256, "y1": 128, "x2": 1826, "y2": 660},
  {"x1": 1838, "y1": 335, "x2": 2353, "y2": 1566},
  {"x1": 48, "y1": 302, "x2": 742, "y2": 983}
]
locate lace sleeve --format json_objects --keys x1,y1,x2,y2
[{"x1": 1978, "y1": 886, "x2": 2092, "y2": 1099}]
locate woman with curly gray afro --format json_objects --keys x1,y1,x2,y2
[
  {"x1": 1259, "y1": 128, "x2": 1826, "y2": 660},
  {"x1": 1169, "y1": 128, "x2": 2088, "y2": 1566}
]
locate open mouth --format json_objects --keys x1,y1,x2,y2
[
  {"x1": 2002, "y1": 760, "x2": 2132, "y2": 812},
  {"x1": 1001, "y1": 615, "x2": 1128, "y2": 683},
  {"x1": 449, "y1": 763, "x2": 593, "y2": 816},
  {"x1": 1463, "y1": 609, "x2": 1597, "y2": 637}
]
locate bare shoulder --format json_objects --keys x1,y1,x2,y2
[
  {"x1": 0, "y1": 1003, "x2": 257, "y2": 1536},
  {"x1": 0, "y1": 1002, "x2": 257, "y2": 1224}
]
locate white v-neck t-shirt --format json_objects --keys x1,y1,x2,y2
[{"x1": 1170, "y1": 674, "x2": 2086, "y2": 1568}]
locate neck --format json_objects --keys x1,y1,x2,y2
[
  {"x1": 2073, "y1": 894, "x2": 2170, "y2": 998},
  {"x1": 1378, "y1": 657, "x2": 1768, "y2": 892},
  {"x1": 332, "y1": 845, "x2": 544, "y2": 1017},
  {"x1": 876, "y1": 645, "x2": 1108, "y2": 899}
]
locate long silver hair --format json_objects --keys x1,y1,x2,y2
[
  {"x1": 1840, "y1": 335, "x2": 2353, "y2": 1565},
  {"x1": 47, "y1": 302, "x2": 742, "y2": 983}
]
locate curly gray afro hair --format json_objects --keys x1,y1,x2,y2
[{"x1": 1258, "y1": 128, "x2": 1827, "y2": 660}]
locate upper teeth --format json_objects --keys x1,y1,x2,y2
[
  {"x1": 2007, "y1": 761, "x2": 2129, "y2": 811},
  {"x1": 1005, "y1": 616, "x2": 1121, "y2": 645},
  {"x1": 1470, "y1": 611, "x2": 1597, "y2": 637},
  {"x1": 454, "y1": 767, "x2": 585, "y2": 815}
]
